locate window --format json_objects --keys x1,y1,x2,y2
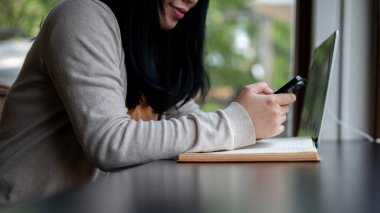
[
  {"x1": 373, "y1": 0, "x2": 380, "y2": 141},
  {"x1": 313, "y1": 0, "x2": 374, "y2": 141}
]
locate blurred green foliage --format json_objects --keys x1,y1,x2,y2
[
  {"x1": 0, "y1": 0, "x2": 59, "y2": 39},
  {"x1": 272, "y1": 20, "x2": 292, "y2": 90},
  {"x1": 0, "y1": 0, "x2": 293, "y2": 113},
  {"x1": 206, "y1": 0, "x2": 258, "y2": 90},
  {"x1": 203, "y1": 0, "x2": 293, "y2": 112},
  {"x1": 201, "y1": 101, "x2": 225, "y2": 113}
]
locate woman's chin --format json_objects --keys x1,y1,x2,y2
[{"x1": 160, "y1": 20, "x2": 178, "y2": 30}]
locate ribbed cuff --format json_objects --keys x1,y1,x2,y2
[{"x1": 223, "y1": 102, "x2": 256, "y2": 149}]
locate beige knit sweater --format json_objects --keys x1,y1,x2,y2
[{"x1": 0, "y1": 0, "x2": 256, "y2": 206}]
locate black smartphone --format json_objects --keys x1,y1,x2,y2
[{"x1": 274, "y1": 75, "x2": 307, "y2": 94}]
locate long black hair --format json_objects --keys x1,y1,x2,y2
[{"x1": 99, "y1": 0, "x2": 210, "y2": 114}]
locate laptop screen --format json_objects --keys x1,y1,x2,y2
[{"x1": 297, "y1": 31, "x2": 338, "y2": 144}]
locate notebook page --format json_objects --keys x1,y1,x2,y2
[{"x1": 208, "y1": 137, "x2": 316, "y2": 155}]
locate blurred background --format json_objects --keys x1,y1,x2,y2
[
  {"x1": 0, "y1": 0, "x2": 57, "y2": 85},
  {"x1": 203, "y1": 0, "x2": 294, "y2": 112},
  {"x1": 0, "y1": 0, "x2": 295, "y2": 111}
]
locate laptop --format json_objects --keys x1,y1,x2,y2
[
  {"x1": 178, "y1": 31, "x2": 339, "y2": 162},
  {"x1": 297, "y1": 30, "x2": 339, "y2": 147}
]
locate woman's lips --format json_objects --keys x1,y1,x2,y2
[{"x1": 171, "y1": 4, "x2": 187, "y2": 19}]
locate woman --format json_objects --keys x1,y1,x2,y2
[{"x1": 0, "y1": 0, "x2": 295, "y2": 205}]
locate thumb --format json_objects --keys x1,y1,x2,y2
[{"x1": 249, "y1": 82, "x2": 274, "y2": 94}]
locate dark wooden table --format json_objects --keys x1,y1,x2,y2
[{"x1": 6, "y1": 140, "x2": 380, "y2": 213}]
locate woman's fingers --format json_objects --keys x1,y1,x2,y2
[
  {"x1": 281, "y1": 105, "x2": 290, "y2": 115},
  {"x1": 274, "y1": 93, "x2": 296, "y2": 106}
]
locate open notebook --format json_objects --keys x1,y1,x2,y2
[
  {"x1": 178, "y1": 137, "x2": 319, "y2": 162},
  {"x1": 178, "y1": 31, "x2": 338, "y2": 163}
]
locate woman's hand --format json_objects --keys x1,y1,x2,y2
[{"x1": 235, "y1": 82, "x2": 296, "y2": 139}]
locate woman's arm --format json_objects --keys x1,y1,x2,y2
[{"x1": 41, "y1": 0, "x2": 256, "y2": 171}]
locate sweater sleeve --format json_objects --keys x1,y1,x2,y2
[
  {"x1": 161, "y1": 99, "x2": 202, "y2": 119},
  {"x1": 42, "y1": 0, "x2": 256, "y2": 171}
]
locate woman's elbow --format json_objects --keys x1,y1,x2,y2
[{"x1": 90, "y1": 146, "x2": 133, "y2": 172}]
